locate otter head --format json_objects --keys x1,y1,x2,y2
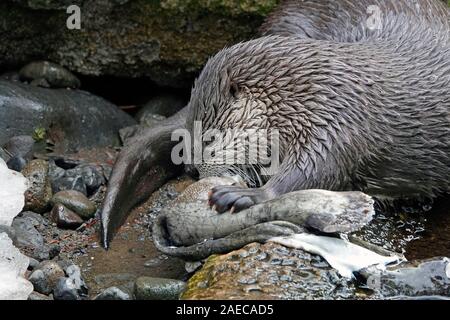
[{"x1": 185, "y1": 35, "x2": 321, "y2": 187}]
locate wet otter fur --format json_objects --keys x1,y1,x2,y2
[{"x1": 100, "y1": 0, "x2": 450, "y2": 248}]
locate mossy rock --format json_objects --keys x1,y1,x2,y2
[{"x1": 1, "y1": 0, "x2": 279, "y2": 88}]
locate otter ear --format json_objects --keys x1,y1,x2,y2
[{"x1": 224, "y1": 66, "x2": 239, "y2": 98}]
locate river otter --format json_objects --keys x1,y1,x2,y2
[{"x1": 100, "y1": 0, "x2": 450, "y2": 248}]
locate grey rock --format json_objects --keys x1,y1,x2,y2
[
  {"x1": 362, "y1": 257, "x2": 450, "y2": 298},
  {"x1": 29, "y1": 260, "x2": 65, "y2": 295},
  {"x1": 3, "y1": 135, "x2": 35, "y2": 159},
  {"x1": 28, "y1": 291, "x2": 53, "y2": 300},
  {"x1": 7, "y1": 156, "x2": 27, "y2": 172},
  {"x1": 0, "y1": 225, "x2": 17, "y2": 244},
  {"x1": 137, "y1": 94, "x2": 186, "y2": 119},
  {"x1": 28, "y1": 269, "x2": 51, "y2": 295},
  {"x1": 28, "y1": 257, "x2": 39, "y2": 270},
  {"x1": 94, "y1": 287, "x2": 131, "y2": 300},
  {"x1": 21, "y1": 159, "x2": 53, "y2": 213},
  {"x1": 0, "y1": 146, "x2": 10, "y2": 161},
  {"x1": 30, "y1": 78, "x2": 51, "y2": 88},
  {"x1": 53, "y1": 264, "x2": 88, "y2": 300},
  {"x1": 51, "y1": 190, "x2": 96, "y2": 220},
  {"x1": 19, "y1": 61, "x2": 81, "y2": 89},
  {"x1": 11, "y1": 215, "x2": 50, "y2": 261},
  {"x1": 51, "y1": 175, "x2": 87, "y2": 195},
  {"x1": 0, "y1": 80, "x2": 136, "y2": 152},
  {"x1": 134, "y1": 277, "x2": 186, "y2": 300},
  {"x1": 50, "y1": 204, "x2": 84, "y2": 229}
]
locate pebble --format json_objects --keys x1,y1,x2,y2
[
  {"x1": 28, "y1": 261, "x2": 65, "y2": 295},
  {"x1": 21, "y1": 159, "x2": 53, "y2": 213},
  {"x1": 134, "y1": 277, "x2": 186, "y2": 300},
  {"x1": 94, "y1": 287, "x2": 131, "y2": 300},
  {"x1": 19, "y1": 61, "x2": 81, "y2": 89},
  {"x1": 53, "y1": 264, "x2": 88, "y2": 300},
  {"x1": 50, "y1": 204, "x2": 84, "y2": 229},
  {"x1": 51, "y1": 190, "x2": 96, "y2": 220},
  {"x1": 28, "y1": 291, "x2": 53, "y2": 300},
  {"x1": 7, "y1": 156, "x2": 27, "y2": 172}
]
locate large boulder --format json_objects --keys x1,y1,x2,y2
[
  {"x1": 0, "y1": 80, "x2": 135, "y2": 152},
  {"x1": 0, "y1": 0, "x2": 278, "y2": 88}
]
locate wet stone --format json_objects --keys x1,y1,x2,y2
[
  {"x1": 51, "y1": 190, "x2": 96, "y2": 220},
  {"x1": 134, "y1": 277, "x2": 186, "y2": 300},
  {"x1": 50, "y1": 204, "x2": 84, "y2": 230},
  {"x1": 11, "y1": 214, "x2": 52, "y2": 261},
  {"x1": 53, "y1": 265, "x2": 88, "y2": 300},
  {"x1": 21, "y1": 159, "x2": 53, "y2": 213},
  {"x1": 28, "y1": 291, "x2": 53, "y2": 300},
  {"x1": 7, "y1": 156, "x2": 27, "y2": 172},
  {"x1": 19, "y1": 61, "x2": 81, "y2": 89},
  {"x1": 94, "y1": 287, "x2": 131, "y2": 300},
  {"x1": 28, "y1": 261, "x2": 65, "y2": 295}
]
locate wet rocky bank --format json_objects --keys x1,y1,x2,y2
[{"x1": 1, "y1": 0, "x2": 450, "y2": 301}]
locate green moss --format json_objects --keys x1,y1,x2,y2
[{"x1": 180, "y1": 255, "x2": 219, "y2": 299}]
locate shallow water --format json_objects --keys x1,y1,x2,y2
[
  {"x1": 354, "y1": 195, "x2": 450, "y2": 261},
  {"x1": 405, "y1": 196, "x2": 450, "y2": 260}
]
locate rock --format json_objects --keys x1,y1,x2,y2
[
  {"x1": 361, "y1": 257, "x2": 450, "y2": 298},
  {"x1": 137, "y1": 94, "x2": 185, "y2": 119},
  {"x1": 51, "y1": 190, "x2": 96, "y2": 220},
  {"x1": 27, "y1": 257, "x2": 39, "y2": 271},
  {"x1": 120, "y1": 114, "x2": 167, "y2": 144},
  {"x1": 50, "y1": 204, "x2": 84, "y2": 229},
  {"x1": 51, "y1": 175, "x2": 87, "y2": 195},
  {"x1": 28, "y1": 270, "x2": 50, "y2": 295},
  {"x1": 134, "y1": 277, "x2": 186, "y2": 300},
  {"x1": 52, "y1": 164, "x2": 106, "y2": 196},
  {"x1": 0, "y1": 225, "x2": 17, "y2": 244},
  {"x1": 28, "y1": 291, "x2": 53, "y2": 300},
  {"x1": 94, "y1": 287, "x2": 131, "y2": 300},
  {"x1": 7, "y1": 156, "x2": 27, "y2": 172},
  {"x1": 19, "y1": 61, "x2": 81, "y2": 89},
  {"x1": 30, "y1": 78, "x2": 51, "y2": 88},
  {"x1": 0, "y1": 233, "x2": 34, "y2": 300},
  {"x1": 11, "y1": 212, "x2": 54, "y2": 261},
  {"x1": 53, "y1": 264, "x2": 88, "y2": 300},
  {"x1": 182, "y1": 242, "x2": 363, "y2": 300},
  {"x1": 1, "y1": 71, "x2": 20, "y2": 82},
  {"x1": 0, "y1": 80, "x2": 136, "y2": 152},
  {"x1": 28, "y1": 261, "x2": 65, "y2": 295},
  {"x1": 0, "y1": 158, "x2": 28, "y2": 226},
  {"x1": 0, "y1": 146, "x2": 11, "y2": 162},
  {"x1": 0, "y1": 1, "x2": 274, "y2": 88},
  {"x1": 21, "y1": 159, "x2": 52, "y2": 213},
  {"x1": 3, "y1": 135, "x2": 35, "y2": 159}
]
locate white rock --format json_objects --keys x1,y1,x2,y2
[
  {"x1": 0, "y1": 158, "x2": 28, "y2": 227},
  {"x1": 0, "y1": 233, "x2": 34, "y2": 300}
]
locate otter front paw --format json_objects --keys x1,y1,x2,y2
[{"x1": 208, "y1": 185, "x2": 269, "y2": 214}]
